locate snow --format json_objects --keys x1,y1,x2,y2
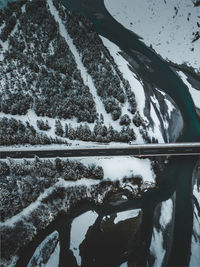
[
  {"x1": 190, "y1": 184, "x2": 200, "y2": 266},
  {"x1": 70, "y1": 211, "x2": 98, "y2": 265},
  {"x1": 79, "y1": 156, "x2": 155, "y2": 183},
  {"x1": 151, "y1": 95, "x2": 160, "y2": 112},
  {"x1": 120, "y1": 262, "x2": 128, "y2": 267},
  {"x1": 45, "y1": 242, "x2": 60, "y2": 267},
  {"x1": 0, "y1": 141, "x2": 135, "y2": 151},
  {"x1": 193, "y1": 184, "x2": 200, "y2": 207},
  {"x1": 148, "y1": 103, "x2": 164, "y2": 142},
  {"x1": 159, "y1": 199, "x2": 173, "y2": 229},
  {"x1": 114, "y1": 209, "x2": 141, "y2": 224},
  {"x1": 165, "y1": 98, "x2": 176, "y2": 119},
  {"x1": 105, "y1": 0, "x2": 200, "y2": 71},
  {"x1": 150, "y1": 228, "x2": 166, "y2": 267},
  {"x1": 150, "y1": 94, "x2": 169, "y2": 136},
  {"x1": 0, "y1": 39, "x2": 8, "y2": 61},
  {"x1": 101, "y1": 36, "x2": 147, "y2": 121},
  {"x1": 150, "y1": 198, "x2": 173, "y2": 266},
  {"x1": 177, "y1": 71, "x2": 200, "y2": 109},
  {"x1": 27, "y1": 231, "x2": 59, "y2": 267},
  {"x1": 155, "y1": 88, "x2": 176, "y2": 119}
]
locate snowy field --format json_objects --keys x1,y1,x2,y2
[
  {"x1": 150, "y1": 199, "x2": 173, "y2": 267},
  {"x1": 80, "y1": 156, "x2": 155, "y2": 183},
  {"x1": 70, "y1": 211, "x2": 98, "y2": 265},
  {"x1": 177, "y1": 71, "x2": 200, "y2": 109},
  {"x1": 105, "y1": 0, "x2": 200, "y2": 71}
]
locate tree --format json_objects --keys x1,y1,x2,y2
[
  {"x1": 120, "y1": 114, "x2": 131, "y2": 126},
  {"x1": 0, "y1": 161, "x2": 10, "y2": 176},
  {"x1": 82, "y1": 123, "x2": 92, "y2": 141},
  {"x1": 68, "y1": 124, "x2": 76, "y2": 140},
  {"x1": 132, "y1": 112, "x2": 143, "y2": 127},
  {"x1": 55, "y1": 158, "x2": 63, "y2": 173},
  {"x1": 64, "y1": 123, "x2": 68, "y2": 138},
  {"x1": 37, "y1": 120, "x2": 51, "y2": 131},
  {"x1": 55, "y1": 120, "x2": 64, "y2": 137}
]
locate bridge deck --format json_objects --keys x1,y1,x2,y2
[{"x1": 0, "y1": 143, "x2": 200, "y2": 159}]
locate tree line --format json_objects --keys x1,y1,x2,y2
[{"x1": 0, "y1": 157, "x2": 104, "y2": 222}]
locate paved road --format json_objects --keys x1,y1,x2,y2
[{"x1": 1, "y1": 143, "x2": 200, "y2": 159}]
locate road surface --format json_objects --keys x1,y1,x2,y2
[{"x1": 0, "y1": 143, "x2": 200, "y2": 159}]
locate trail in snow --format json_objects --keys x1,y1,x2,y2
[
  {"x1": 0, "y1": 178, "x2": 99, "y2": 228},
  {"x1": 47, "y1": 0, "x2": 118, "y2": 128}
]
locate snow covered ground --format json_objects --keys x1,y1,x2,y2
[
  {"x1": 80, "y1": 156, "x2": 155, "y2": 183},
  {"x1": 100, "y1": 37, "x2": 147, "y2": 122},
  {"x1": 27, "y1": 231, "x2": 60, "y2": 267},
  {"x1": 105, "y1": 0, "x2": 200, "y2": 71},
  {"x1": 150, "y1": 198, "x2": 173, "y2": 266},
  {"x1": 190, "y1": 184, "x2": 200, "y2": 266},
  {"x1": 101, "y1": 36, "x2": 166, "y2": 143},
  {"x1": 177, "y1": 71, "x2": 200, "y2": 109},
  {"x1": 70, "y1": 211, "x2": 98, "y2": 265},
  {"x1": 113, "y1": 209, "x2": 141, "y2": 224}
]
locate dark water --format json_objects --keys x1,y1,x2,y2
[{"x1": 16, "y1": 0, "x2": 200, "y2": 266}]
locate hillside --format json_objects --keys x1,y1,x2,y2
[{"x1": 0, "y1": 0, "x2": 181, "y2": 148}]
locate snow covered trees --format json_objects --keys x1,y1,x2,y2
[
  {"x1": 0, "y1": 0, "x2": 140, "y2": 146},
  {"x1": 37, "y1": 120, "x2": 51, "y2": 131},
  {"x1": 0, "y1": 157, "x2": 104, "y2": 221},
  {"x1": 0, "y1": 117, "x2": 67, "y2": 146},
  {"x1": 55, "y1": 120, "x2": 64, "y2": 137},
  {"x1": 0, "y1": 15, "x2": 16, "y2": 42},
  {"x1": 0, "y1": 0, "x2": 97, "y2": 123},
  {"x1": 120, "y1": 114, "x2": 131, "y2": 126},
  {"x1": 62, "y1": 121, "x2": 136, "y2": 143},
  {"x1": 104, "y1": 97, "x2": 122, "y2": 120}
]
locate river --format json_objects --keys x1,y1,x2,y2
[{"x1": 16, "y1": 0, "x2": 200, "y2": 266}]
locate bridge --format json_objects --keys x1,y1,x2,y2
[{"x1": 0, "y1": 143, "x2": 200, "y2": 159}]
